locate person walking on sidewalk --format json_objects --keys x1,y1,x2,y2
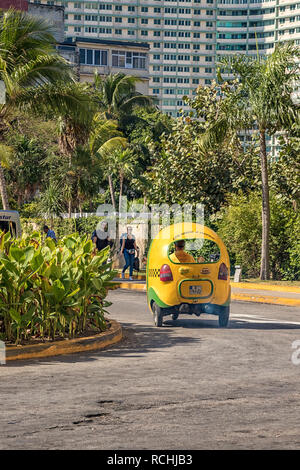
[{"x1": 120, "y1": 226, "x2": 139, "y2": 280}]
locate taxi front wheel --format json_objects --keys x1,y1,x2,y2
[
  {"x1": 152, "y1": 302, "x2": 163, "y2": 327},
  {"x1": 218, "y1": 306, "x2": 230, "y2": 328}
]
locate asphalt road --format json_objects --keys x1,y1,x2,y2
[{"x1": 1, "y1": 290, "x2": 300, "y2": 450}]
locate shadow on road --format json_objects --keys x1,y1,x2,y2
[
  {"x1": 5, "y1": 315, "x2": 300, "y2": 368},
  {"x1": 4, "y1": 321, "x2": 201, "y2": 367},
  {"x1": 164, "y1": 317, "x2": 300, "y2": 331}
]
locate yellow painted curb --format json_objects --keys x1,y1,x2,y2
[
  {"x1": 231, "y1": 293, "x2": 300, "y2": 307},
  {"x1": 116, "y1": 273, "x2": 146, "y2": 281},
  {"x1": 5, "y1": 319, "x2": 122, "y2": 362},
  {"x1": 231, "y1": 282, "x2": 300, "y2": 294},
  {"x1": 118, "y1": 282, "x2": 146, "y2": 291},
  {"x1": 117, "y1": 283, "x2": 300, "y2": 307}
]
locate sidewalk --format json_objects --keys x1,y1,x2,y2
[{"x1": 112, "y1": 276, "x2": 300, "y2": 308}]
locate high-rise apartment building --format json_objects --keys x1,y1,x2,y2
[{"x1": 29, "y1": 1, "x2": 300, "y2": 117}]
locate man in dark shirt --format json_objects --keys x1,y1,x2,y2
[
  {"x1": 43, "y1": 225, "x2": 57, "y2": 243},
  {"x1": 92, "y1": 221, "x2": 110, "y2": 252}
]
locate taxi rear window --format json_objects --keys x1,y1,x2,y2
[{"x1": 168, "y1": 238, "x2": 220, "y2": 264}]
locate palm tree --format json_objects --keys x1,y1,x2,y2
[
  {"x1": 0, "y1": 9, "x2": 80, "y2": 210},
  {"x1": 37, "y1": 179, "x2": 64, "y2": 226},
  {"x1": 95, "y1": 136, "x2": 128, "y2": 212},
  {"x1": 201, "y1": 43, "x2": 300, "y2": 280},
  {"x1": 102, "y1": 147, "x2": 137, "y2": 215},
  {"x1": 93, "y1": 72, "x2": 152, "y2": 125},
  {"x1": 89, "y1": 116, "x2": 128, "y2": 211}
]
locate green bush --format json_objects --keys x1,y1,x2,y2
[
  {"x1": 216, "y1": 191, "x2": 299, "y2": 280},
  {"x1": 20, "y1": 216, "x2": 103, "y2": 240},
  {"x1": 216, "y1": 192, "x2": 262, "y2": 277},
  {"x1": 0, "y1": 231, "x2": 116, "y2": 344}
]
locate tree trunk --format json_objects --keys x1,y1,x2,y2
[
  {"x1": 0, "y1": 163, "x2": 9, "y2": 210},
  {"x1": 259, "y1": 129, "x2": 270, "y2": 280},
  {"x1": 118, "y1": 174, "x2": 124, "y2": 216},
  {"x1": 108, "y1": 174, "x2": 116, "y2": 211}
]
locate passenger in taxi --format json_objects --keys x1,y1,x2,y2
[{"x1": 169, "y1": 240, "x2": 196, "y2": 263}]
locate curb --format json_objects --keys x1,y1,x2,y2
[
  {"x1": 5, "y1": 319, "x2": 122, "y2": 362},
  {"x1": 115, "y1": 276, "x2": 300, "y2": 293},
  {"x1": 117, "y1": 282, "x2": 146, "y2": 291},
  {"x1": 116, "y1": 273, "x2": 146, "y2": 281},
  {"x1": 114, "y1": 282, "x2": 300, "y2": 307},
  {"x1": 232, "y1": 282, "x2": 300, "y2": 294},
  {"x1": 231, "y1": 293, "x2": 300, "y2": 308}
]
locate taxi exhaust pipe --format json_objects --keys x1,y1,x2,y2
[{"x1": 179, "y1": 303, "x2": 191, "y2": 314}]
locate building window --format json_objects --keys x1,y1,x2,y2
[
  {"x1": 79, "y1": 49, "x2": 108, "y2": 66},
  {"x1": 74, "y1": 26, "x2": 81, "y2": 32},
  {"x1": 112, "y1": 50, "x2": 146, "y2": 69},
  {"x1": 128, "y1": 6, "x2": 135, "y2": 12},
  {"x1": 128, "y1": 18, "x2": 135, "y2": 23},
  {"x1": 74, "y1": 15, "x2": 81, "y2": 20},
  {"x1": 115, "y1": 29, "x2": 122, "y2": 35},
  {"x1": 115, "y1": 5, "x2": 122, "y2": 11}
]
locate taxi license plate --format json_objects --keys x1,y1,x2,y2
[{"x1": 189, "y1": 285, "x2": 202, "y2": 295}]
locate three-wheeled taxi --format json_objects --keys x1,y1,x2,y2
[{"x1": 146, "y1": 222, "x2": 231, "y2": 327}]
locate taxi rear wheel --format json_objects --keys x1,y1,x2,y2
[
  {"x1": 152, "y1": 302, "x2": 163, "y2": 327},
  {"x1": 218, "y1": 306, "x2": 230, "y2": 328}
]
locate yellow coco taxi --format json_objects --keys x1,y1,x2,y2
[{"x1": 146, "y1": 222, "x2": 231, "y2": 327}]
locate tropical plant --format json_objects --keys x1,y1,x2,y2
[
  {"x1": 89, "y1": 116, "x2": 128, "y2": 211},
  {"x1": 0, "y1": 231, "x2": 116, "y2": 344},
  {"x1": 0, "y1": 9, "x2": 75, "y2": 210},
  {"x1": 93, "y1": 72, "x2": 152, "y2": 125},
  {"x1": 37, "y1": 180, "x2": 65, "y2": 223},
  {"x1": 270, "y1": 121, "x2": 300, "y2": 211},
  {"x1": 4, "y1": 135, "x2": 45, "y2": 205},
  {"x1": 143, "y1": 107, "x2": 260, "y2": 214},
  {"x1": 197, "y1": 43, "x2": 300, "y2": 279},
  {"x1": 216, "y1": 191, "x2": 300, "y2": 280}
]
